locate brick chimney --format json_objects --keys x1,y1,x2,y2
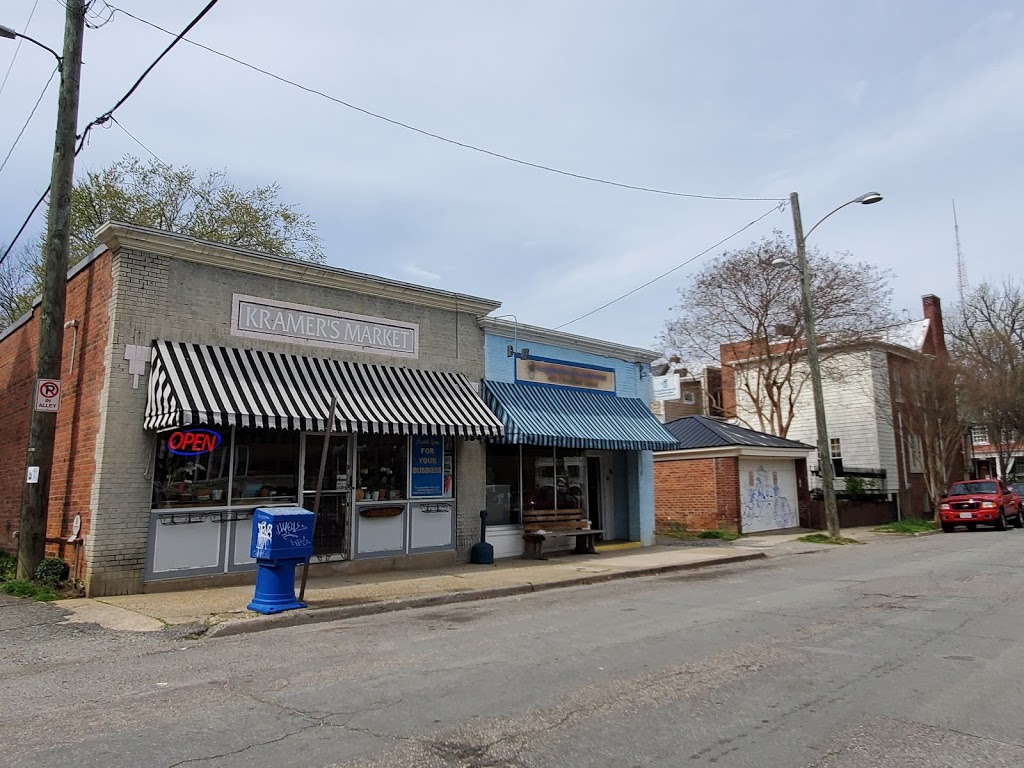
[{"x1": 921, "y1": 294, "x2": 947, "y2": 355}]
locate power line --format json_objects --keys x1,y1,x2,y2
[
  {"x1": 0, "y1": 0, "x2": 223, "y2": 267},
  {"x1": 106, "y1": 4, "x2": 785, "y2": 204},
  {"x1": 109, "y1": 115, "x2": 168, "y2": 167},
  {"x1": 0, "y1": 64, "x2": 58, "y2": 176},
  {"x1": 87, "y1": 0, "x2": 221, "y2": 129},
  {"x1": 554, "y1": 203, "x2": 786, "y2": 329},
  {"x1": 0, "y1": 0, "x2": 41, "y2": 99}
]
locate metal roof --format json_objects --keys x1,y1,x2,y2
[{"x1": 661, "y1": 415, "x2": 813, "y2": 451}]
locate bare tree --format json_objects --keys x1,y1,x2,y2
[
  {"x1": 661, "y1": 231, "x2": 895, "y2": 436},
  {"x1": 948, "y1": 279, "x2": 1024, "y2": 477},
  {"x1": 0, "y1": 243, "x2": 37, "y2": 329},
  {"x1": 891, "y1": 355, "x2": 967, "y2": 518}
]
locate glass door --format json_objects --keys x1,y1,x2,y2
[{"x1": 302, "y1": 433, "x2": 351, "y2": 559}]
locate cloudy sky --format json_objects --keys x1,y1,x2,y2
[{"x1": 1, "y1": 1, "x2": 1020, "y2": 352}]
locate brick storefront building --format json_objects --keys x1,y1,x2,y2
[
  {"x1": 0, "y1": 251, "x2": 112, "y2": 575},
  {"x1": 0, "y1": 223, "x2": 508, "y2": 596},
  {"x1": 2, "y1": 222, "x2": 674, "y2": 596}
]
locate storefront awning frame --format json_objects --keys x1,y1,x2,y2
[
  {"x1": 482, "y1": 379, "x2": 679, "y2": 451},
  {"x1": 145, "y1": 340, "x2": 504, "y2": 438}
]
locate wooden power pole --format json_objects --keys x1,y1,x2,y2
[{"x1": 16, "y1": 1, "x2": 86, "y2": 579}]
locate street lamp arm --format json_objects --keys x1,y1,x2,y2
[
  {"x1": 0, "y1": 25, "x2": 62, "y2": 64},
  {"x1": 804, "y1": 199, "x2": 859, "y2": 242},
  {"x1": 803, "y1": 191, "x2": 883, "y2": 242}
]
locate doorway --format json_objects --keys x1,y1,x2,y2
[
  {"x1": 301, "y1": 433, "x2": 351, "y2": 559},
  {"x1": 587, "y1": 456, "x2": 604, "y2": 540}
]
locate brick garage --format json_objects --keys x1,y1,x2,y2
[
  {"x1": 654, "y1": 416, "x2": 812, "y2": 534},
  {"x1": 654, "y1": 456, "x2": 741, "y2": 532}
]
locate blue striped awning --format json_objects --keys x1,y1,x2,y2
[{"x1": 482, "y1": 380, "x2": 679, "y2": 451}]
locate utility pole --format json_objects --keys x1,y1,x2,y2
[
  {"x1": 16, "y1": 1, "x2": 86, "y2": 580},
  {"x1": 790, "y1": 192, "x2": 841, "y2": 541}
]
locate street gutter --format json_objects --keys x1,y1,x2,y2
[{"x1": 205, "y1": 551, "x2": 767, "y2": 639}]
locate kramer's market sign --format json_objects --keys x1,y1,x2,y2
[{"x1": 231, "y1": 295, "x2": 419, "y2": 358}]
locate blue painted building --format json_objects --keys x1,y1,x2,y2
[{"x1": 478, "y1": 317, "x2": 677, "y2": 558}]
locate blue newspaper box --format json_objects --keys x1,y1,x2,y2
[{"x1": 247, "y1": 507, "x2": 315, "y2": 614}]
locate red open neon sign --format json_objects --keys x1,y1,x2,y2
[{"x1": 167, "y1": 429, "x2": 221, "y2": 456}]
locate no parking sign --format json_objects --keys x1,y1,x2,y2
[{"x1": 34, "y1": 379, "x2": 62, "y2": 412}]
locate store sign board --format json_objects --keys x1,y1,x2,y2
[
  {"x1": 652, "y1": 374, "x2": 680, "y2": 401},
  {"x1": 411, "y1": 435, "x2": 444, "y2": 497},
  {"x1": 231, "y1": 294, "x2": 419, "y2": 358},
  {"x1": 167, "y1": 429, "x2": 222, "y2": 456},
  {"x1": 515, "y1": 356, "x2": 615, "y2": 393}
]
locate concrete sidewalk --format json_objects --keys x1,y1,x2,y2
[{"x1": 57, "y1": 526, "x2": 897, "y2": 638}]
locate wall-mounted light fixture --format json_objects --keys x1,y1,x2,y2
[{"x1": 493, "y1": 314, "x2": 529, "y2": 360}]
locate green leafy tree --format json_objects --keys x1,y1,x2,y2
[
  {"x1": 2, "y1": 156, "x2": 323, "y2": 328},
  {"x1": 68, "y1": 155, "x2": 324, "y2": 265}
]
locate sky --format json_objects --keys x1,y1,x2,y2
[{"x1": 1, "y1": 1, "x2": 1021, "y2": 355}]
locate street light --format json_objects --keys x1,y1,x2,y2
[
  {"x1": 774, "y1": 191, "x2": 883, "y2": 540},
  {"x1": 0, "y1": 23, "x2": 63, "y2": 63}
]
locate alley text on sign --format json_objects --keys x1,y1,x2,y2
[{"x1": 34, "y1": 378, "x2": 62, "y2": 412}]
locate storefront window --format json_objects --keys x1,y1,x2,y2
[
  {"x1": 356, "y1": 433, "x2": 408, "y2": 502},
  {"x1": 557, "y1": 450, "x2": 586, "y2": 511},
  {"x1": 231, "y1": 428, "x2": 300, "y2": 504},
  {"x1": 485, "y1": 445, "x2": 588, "y2": 523},
  {"x1": 152, "y1": 428, "x2": 231, "y2": 508},
  {"x1": 485, "y1": 444, "x2": 521, "y2": 525}
]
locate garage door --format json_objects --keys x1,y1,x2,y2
[{"x1": 739, "y1": 459, "x2": 800, "y2": 533}]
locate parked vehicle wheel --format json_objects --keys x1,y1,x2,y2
[
  {"x1": 1014, "y1": 508, "x2": 1024, "y2": 529},
  {"x1": 995, "y1": 510, "x2": 1007, "y2": 531},
  {"x1": 941, "y1": 523, "x2": 955, "y2": 533},
  {"x1": 966, "y1": 523, "x2": 978, "y2": 531}
]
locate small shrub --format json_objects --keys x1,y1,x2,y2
[
  {"x1": 844, "y1": 476, "x2": 867, "y2": 496},
  {"x1": 34, "y1": 558, "x2": 70, "y2": 588},
  {"x1": 0, "y1": 552, "x2": 16, "y2": 582}
]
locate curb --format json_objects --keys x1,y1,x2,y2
[
  {"x1": 204, "y1": 551, "x2": 767, "y2": 639},
  {"x1": 872, "y1": 529, "x2": 943, "y2": 538}
]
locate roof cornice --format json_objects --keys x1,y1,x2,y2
[
  {"x1": 479, "y1": 317, "x2": 660, "y2": 363},
  {"x1": 725, "y1": 340, "x2": 925, "y2": 369},
  {"x1": 95, "y1": 221, "x2": 502, "y2": 315}
]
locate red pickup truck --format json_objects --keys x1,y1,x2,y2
[{"x1": 939, "y1": 479, "x2": 1023, "y2": 532}]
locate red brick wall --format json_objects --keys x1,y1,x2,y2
[
  {"x1": 0, "y1": 252, "x2": 112, "y2": 565},
  {"x1": 654, "y1": 456, "x2": 741, "y2": 533}
]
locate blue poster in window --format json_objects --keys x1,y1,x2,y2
[{"x1": 411, "y1": 435, "x2": 444, "y2": 497}]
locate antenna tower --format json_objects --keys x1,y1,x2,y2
[{"x1": 952, "y1": 199, "x2": 969, "y2": 302}]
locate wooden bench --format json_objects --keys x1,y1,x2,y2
[{"x1": 522, "y1": 507, "x2": 602, "y2": 559}]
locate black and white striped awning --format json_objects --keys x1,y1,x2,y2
[{"x1": 144, "y1": 340, "x2": 504, "y2": 437}]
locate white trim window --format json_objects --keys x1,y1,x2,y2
[
  {"x1": 682, "y1": 391, "x2": 696, "y2": 405},
  {"x1": 830, "y1": 437, "x2": 842, "y2": 460},
  {"x1": 971, "y1": 426, "x2": 989, "y2": 446}
]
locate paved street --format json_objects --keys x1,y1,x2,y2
[{"x1": 3, "y1": 531, "x2": 1024, "y2": 767}]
